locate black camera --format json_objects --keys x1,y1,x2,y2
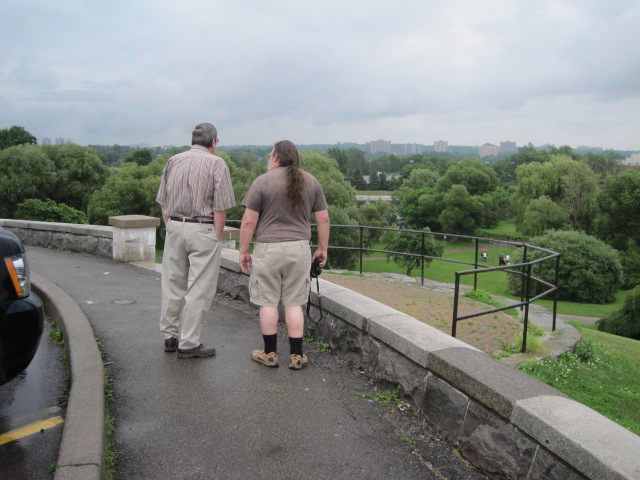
[{"x1": 310, "y1": 258, "x2": 322, "y2": 278}]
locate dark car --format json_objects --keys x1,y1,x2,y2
[{"x1": 0, "y1": 227, "x2": 44, "y2": 385}]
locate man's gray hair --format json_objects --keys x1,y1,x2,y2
[{"x1": 192, "y1": 123, "x2": 217, "y2": 147}]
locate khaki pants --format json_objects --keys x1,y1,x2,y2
[{"x1": 160, "y1": 220, "x2": 222, "y2": 349}]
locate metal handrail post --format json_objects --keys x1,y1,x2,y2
[
  {"x1": 520, "y1": 245, "x2": 528, "y2": 310},
  {"x1": 521, "y1": 263, "x2": 533, "y2": 353},
  {"x1": 452, "y1": 273, "x2": 461, "y2": 338},
  {"x1": 552, "y1": 254, "x2": 560, "y2": 331},
  {"x1": 421, "y1": 231, "x2": 425, "y2": 286},
  {"x1": 359, "y1": 226, "x2": 363, "y2": 275},
  {"x1": 474, "y1": 238, "x2": 479, "y2": 291}
]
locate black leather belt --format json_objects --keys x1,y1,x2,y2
[{"x1": 170, "y1": 216, "x2": 214, "y2": 224}]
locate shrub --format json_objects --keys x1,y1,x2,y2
[
  {"x1": 597, "y1": 285, "x2": 640, "y2": 339},
  {"x1": 506, "y1": 230, "x2": 623, "y2": 304},
  {"x1": 573, "y1": 337, "x2": 603, "y2": 363},
  {"x1": 619, "y1": 240, "x2": 640, "y2": 290},
  {"x1": 16, "y1": 198, "x2": 88, "y2": 224}
]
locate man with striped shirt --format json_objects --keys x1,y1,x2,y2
[{"x1": 156, "y1": 123, "x2": 236, "y2": 358}]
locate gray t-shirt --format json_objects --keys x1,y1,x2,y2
[{"x1": 242, "y1": 167, "x2": 328, "y2": 243}]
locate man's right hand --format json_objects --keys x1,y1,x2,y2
[{"x1": 239, "y1": 253, "x2": 252, "y2": 274}]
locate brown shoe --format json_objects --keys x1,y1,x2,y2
[
  {"x1": 251, "y1": 350, "x2": 279, "y2": 367},
  {"x1": 164, "y1": 337, "x2": 178, "y2": 353},
  {"x1": 177, "y1": 344, "x2": 216, "y2": 359},
  {"x1": 289, "y1": 354, "x2": 308, "y2": 370}
]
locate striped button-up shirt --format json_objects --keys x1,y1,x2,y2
[{"x1": 156, "y1": 145, "x2": 236, "y2": 220}]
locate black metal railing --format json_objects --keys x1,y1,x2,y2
[{"x1": 226, "y1": 221, "x2": 560, "y2": 353}]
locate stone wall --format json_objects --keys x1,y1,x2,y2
[
  {"x1": 0, "y1": 219, "x2": 113, "y2": 257},
  {"x1": 4, "y1": 219, "x2": 639, "y2": 480}
]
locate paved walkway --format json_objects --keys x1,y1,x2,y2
[{"x1": 28, "y1": 247, "x2": 488, "y2": 480}]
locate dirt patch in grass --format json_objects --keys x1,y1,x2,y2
[{"x1": 322, "y1": 272, "x2": 521, "y2": 355}]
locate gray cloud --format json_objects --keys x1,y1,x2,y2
[{"x1": 1, "y1": 0, "x2": 639, "y2": 150}]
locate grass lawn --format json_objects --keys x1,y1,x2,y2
[
  {"x1": 518, "y1": 324, "x2": 640, "y2": 435},
  {"x1": 360, "y1": 244, "x2": 625, "y2": 319},
  {"x1": 477, "y1": 219, "x2": 523, "y2": 238}
]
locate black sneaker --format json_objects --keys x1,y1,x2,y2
[
  {"x1": 164, "y1": 337, "x2": 178, "y2": 353},
  {"x1": 177, "y1": 344, "x2": 216, "y2": 359}
]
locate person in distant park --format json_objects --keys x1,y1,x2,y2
[
  {"x1": 156, "y1": 123, "x2": 236, "y2": 359},
  {"x1": 499, "y1": 253, "x2": 507, "y2": 266},
  {"x1": 506, "y1": 254, "x2": 511, "y2": 265},
  {"x1": 239, "y1": 140, "x2": 330, "y2": 370}
]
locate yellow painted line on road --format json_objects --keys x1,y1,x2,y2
[{"x1": 0, "y1": 416, "x2": 64, "y2": 446}]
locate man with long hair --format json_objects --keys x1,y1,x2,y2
[{"x1": 239, "y1": 140, "x2": 330, "y2": 370}]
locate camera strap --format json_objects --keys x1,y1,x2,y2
[{"x1": 306, "y1": 275, "x2": 323, "y2": 320}]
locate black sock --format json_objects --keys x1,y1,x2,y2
[
  {"x1": 263, "y1": 334, "x2": 277, "y2": 354},
  {"x1": 289, "y1": 337, "x2": 303, "y2": 356}
]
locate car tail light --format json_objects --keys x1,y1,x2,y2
[{"x1": 4, "y1": 254, "x2": 31, "y2": 298}]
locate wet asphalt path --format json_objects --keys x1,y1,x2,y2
[
  {"x1": 27, "y1": 246, "x2": 487, "y2": 480},
  {"x1": 0, "y1": 320, "x2": 66, "y2": 479}
]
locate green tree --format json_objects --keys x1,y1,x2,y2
[
  {"x1": 0, "y1": 125, "x2": 37, "y2": 149},
  {"x1": 16, "y1": 198, "x2": 88, "y2": 224},
  {"x1": 349, "y1": 166, "x2": 367, "y2": 190},
  {"x1": 321, "y1": 206, "x2": 360, "y2": 270},
  {"x1": 0, "y1": 145, "x2": 55, "y2": 217},
  {"x1": 619, "y1": 239, "x2": 640, "y2": 290},
  {"x1": 513, "y1": 161, "x2": 561, "y2": 230},
  {"x1": 326, "y1": 147, "x2": 349, "y2": 175},
  {"x1": 346, "y1": 148, "x2": 368, "y2": 176},
  {"x1": 400, "y1": 162, "x2": 433, "y2": 181},
  {"x1": 404, "y1": 168, "x2": 439, "y2": 189},
  {"x1": 506, "y1": 143, "x2": 550, "y2": 167},
  {"x1": 87, "y1": 162, "x2": 161, "y2": 225},
  {"x1": 381, "y1": 227, "x2": 443, "y2": 276},
  {"x1": 597, "y1": 285, "x2": 640, "y2": 339},
  {"x1": 506, "y1": 230, "x2": 623, "y2": 304},
  {"x1": 376, "y1": 172, "x2": 390, "y2": 191},
  {"x1": 123, "y1": 148, "x2": 154, "y2": 166},
  {"x1": 552, "y1": 155, "x2": 599, "y2": 232},
  {"x1": 357, "y1": 200, "x2": 396, "y2": 245},
  {"x1": 396, "y1": 187, "x2": 444, "y2": 231},
  {"x1": 215, "y1": 150, "x2": 260, "y2": 222},
  {"x1": 584, "y1": 151, "x2": 621, "y2": 179},
  {"x1": 41, "y1": 143, "x2": 110, "y2": 211},
  {"x1": 436, "y1": 158, "x2": 499, "y2": 196},
  {"x1": 438, "y1": 185, "x2": 483, "y2": 236},
  {"x1": 520, "y1": 196, "x2": 570, "y2": 237},
  {"x1": 595, "y1": 169, "x2": 640, "y2": 251},
  {"x1": 300, "y1": 151, "x2": 355, "y2": 209},
  {"x1": 368, "y1": 171, "x2": 380, "y2": 190}
]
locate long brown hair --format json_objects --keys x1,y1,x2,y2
[{"x1": 273, "y1": 140, "x2": 304, "y2": 212}]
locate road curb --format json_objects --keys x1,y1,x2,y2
[{"x1": 32, "y1": 273, "x2": 105, "y2": 480}]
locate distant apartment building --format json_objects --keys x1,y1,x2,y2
[
  {"x1": 41, "y1": 137, "x2": 52, "y2": 145},
  {"x1": 370, "y1": 139, "x2": 392, "y2": 154},
  {"x1": 622, "y1": 153, "x2": 640, "y2": 166},
  {"x1": 576, "y1": 146, "x2": 604, "y2": 153},
  {"x1": 499, "y1": 141, "x2": 517, "y2": 155},
  {"x1": 391, "y1": 143, "x2": 424, "y2": 155},
  {"x1": 434, "y1": 140, "x2": 448, "y2": 153},
  {"x1": 479, "y1": 143, "x2": 500, "y2": 157}
]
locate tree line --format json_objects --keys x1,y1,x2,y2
[{"x1": 1, "y1": 125, "x2": 639, "y2": 314}]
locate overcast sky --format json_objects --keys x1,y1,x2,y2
[{"x1": 2, "y1": 1, "x2": 639, "y2": 150}]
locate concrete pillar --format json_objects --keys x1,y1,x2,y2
[
  {"x1": 220, "y1": 226, "x2": 240, "y2": 249},
  {"x1": 109, "y1": 215, "x2": 161, "y2": 263}
]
